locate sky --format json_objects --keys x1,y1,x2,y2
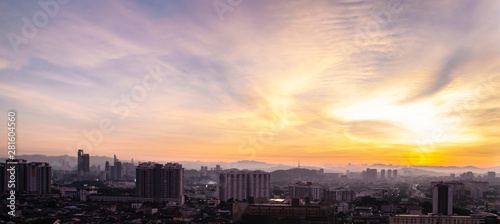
[{"x1": 0, "y1": 0, "x2": 499, "y2": 168}]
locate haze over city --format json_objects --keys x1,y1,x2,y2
[{"x1": 1, "y1": 0, "x2": 500, "y2": 168}]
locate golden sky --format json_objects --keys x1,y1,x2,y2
[{"x1": 0, "y1": 0, "x2": 499, "y2": 167}]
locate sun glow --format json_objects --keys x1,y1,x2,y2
[{"x1": 330, "y1": 97, "x2": 476, "y2": 144}]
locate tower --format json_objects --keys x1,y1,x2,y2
[
  {"x1": 77, "y1": 149, "x2": 89, "y2": 176},
  {"x1": 77, "y1": 149, "x2": 84, "y2": 172},
  {"x1": 432, "y1": 183, "x2": 453, "y2": 215}
]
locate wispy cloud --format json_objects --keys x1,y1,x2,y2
[{"x1": 0, "y1": 0, "x2": 499, "y2": 167}]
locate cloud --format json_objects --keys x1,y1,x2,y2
[
  {"x1": 400, "y1": 47, "x2": 469, "y2": 103},
  {"x1": 0, "y1": 0, "x2": 499, "y2": 166}
]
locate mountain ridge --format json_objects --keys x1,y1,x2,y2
[{"x1": 1, "y1": 154, "x2": 498, "y2": 175}]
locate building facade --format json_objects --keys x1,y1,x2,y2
[
  {"x1": 135, "y1": 162, "x2": 184, "y2": 205},
  {"x1": 218, "y1": 171, "x2": 270, "y2": 202},
  {"x1": 432, "y1": 183, "x2": 453, "y2": 215},
  {"x1": 390, "y1": 214, "x2": 498, "y2": 224},
  {"x1": 1, "y1": 159, "x2": 51, "y2": 195},
  {"x1": 289, "y1": 182, "x2": 321, "y2": 201},
  {"x1": 77, "y1": 149, "x2": 90, "y2": 176},
  {"x1": 322, "y1": 188, "x2": 356, "y2": 202},
  {"x1": 430, "y1": 181, "x2": 465, "y2": 199}
]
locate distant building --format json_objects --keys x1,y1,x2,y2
[
  {"x1": 135, "y1": 162, "x2": 184, "y2": 205},
  {"x1": 1, "y1": 159, "x2": 51, "y2": 195},
  {"x1": 105, "y1": 161, "x2": 110, "y2": 180},
  {"x1": 390, "y1": 213, "x2": 498, "y2": 224},
  {"x1": 77, "y1": 149, "x2": 90, "y2": 176},
  {"x1": 27, "y1": 162, "x2": 52, "y2": 194},
  {"x1": 393, "y1": 169, "x2": 398, "y2": 179},
  {"x1": 200, "y1": 166, "x2": 208, "y2": 176},
  {"x1": 460, "y1": 171, "x2": 474, "y2": 180},
  {"x1": 115, "y1": 161, "x2": 122, "y2": 180},
  {"x1": 487, "y1": 172, "x2": 496, "y2": 181},
  {"x1": 432, "y1": 183, "x2": 453, "y2": 215},
  {"x1": 216, "y1": 165, "x2": 222, "y2": 172},
  {"x1": 106, "y1": 154, "x2": 124, "y2": 180},
  {"x1": 247, "y1": 204, "x2": 322, "y2": 220},
  {"x1": 388, "y1": 169, "x2": 392, "y2": 179},
  {"x1": 366, "y1": 168, "x2": 377, "y2": 181},
  {"x1": 289, "y1": 181, "x2": 321, "y2": 201},
  {"x1": 99, "y1": 171, "x2": 106, "y2": 181},
  {"x1": 352, "y1": 207, "x2": 386, "y2": 224},
  {"x1": 381, "y1": 169, "x2": 386, "y2": 179},
  {"x1": 465, "y1": 181, "x2": 488, "y2": 199},
  {"x1": 218, "y1": 171, "x2": 270, "y2": 202},
  {"x1": 340, "y1": 175, "x2": 348, "y2": 183},
  {"x1": 322, "y1": 188, "x2": 356, "y2": 202},
  {"x1": 430, "y1": 181, "x2": 465, "y2": 199}
]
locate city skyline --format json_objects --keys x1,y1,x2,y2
[{"x1": 1, "y1": 1, "x2": 500, "y2": 168}]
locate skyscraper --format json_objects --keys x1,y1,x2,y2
[
  {"x1": 27, "y1": 162, "x2": 52, "y2": 195},
  {"x1": 113, "y1": 155, "x2": 122, "y2": 180},
  {"x1": 77, "y1": 149, "x2": 83, "y2": 172},
  {"x1": 380, "y1": 169, "x2": 386, "y2": 179},
  {"x1": 432, "y1": 183, "x2": 453, "y2": 215},
  {"x1": 105, "y1": 161, "x2": 110, "y2": 180},
  {"x1": 2, "y1": 159, "x2": 28, "y2": 193},
  {"x1": 77, "y1": 149, "x2": 90, "y2": 176},
  {"x1": 393, "y1": 169, "x2": 398, "y2": 179},
  {"x1": 136, "y1": 162, "x2": 184, "y2": 205},
  {"x1": 106, "y1": 155, "x2": 123, "y2": 180},
  {"x1": 387, "y1": 169, "x2": 392, "y2": 179},
  {"x1": 218, "y1": 171, "x2": 270, "y2": 202},
  {"x1": 83, "y1": 154, "x2": 90, "y2": 176},
  {"x1": 1, "y1": 159, "x2": 51, "y2": 195},
  {"x1": 115, "y1": 161, "x2": 122, "y2": 180}
]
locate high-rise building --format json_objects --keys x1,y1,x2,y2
[
  {"x1": 0, "y1": 163, "x2": 4, "y2": 192},
  {"x1": 432, "y1": 183, "x2": 453, "y2": 215},
  {"x1": 106, "y1": 155, "x2": 123, "y2": 180},
  {"x1": 100, "y1": 171, "x2": 106, "y2": 181},
  {"x1": 115, "y1": 161, "x2": 122, "y2": 180},
  {"x1": 2, "y1": 159, "x2": 28, "y2": 193},
  {"x1": 218, "y1": 171, "x2": 270, "y2": 202},
  {"x1": 105, "y1": 161, "x2": 110, "y2": 180},
  {"x1": 487, "y1": 171, "x2": 496, "y2": 181},
  {"x1": 380, "y1": 169, "x2": 386, "y2": 179},
  {"x1": 322, "y1": 188, "x2": 356, "y2": 202},
  {"x1": 136, "y1": 162, "x2": 184, "y2": 205},
  {"x1": 27, "y1": 162, "x2": 52, "y2": 194},
  {"x1": 393, "y1": 169, "x2": 398, "y2": 179},
  {"x1": 430, "y1": 181, "x2": 465, "y2": 199},
  {"x1": 110, "y1": 166, "x2": 115, "y2": 180},
  {"x1": 387, "y1": 169, "x2": 392, "y2": 179},
  {"x1": 1, "y1": 159, "x2": 51, "y2": 195},
  {"x1": 78, "y1": 149, "x2": 83, "y2": 171},
  {"x1": 366, "y1": 168, "x2": 377, "y2": 181},
  {"x1": 216, "y1": 165, "x2": 222, "y2": 172},
  {"x1": 77, "y1": 149, "x2": 90, "y2": 176},
  {"x1": 465, "y1": 181, "x2": 488, "y2": 199},
  {"x1": 83, "y1": 154, "x2": 90, "y2": 176},
  {"x1": 289, "y1": 181, "x2": 321, "y2": 201},
  {"x1": 200, "y1": 166, "x2": 208, "y2": 176}
]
